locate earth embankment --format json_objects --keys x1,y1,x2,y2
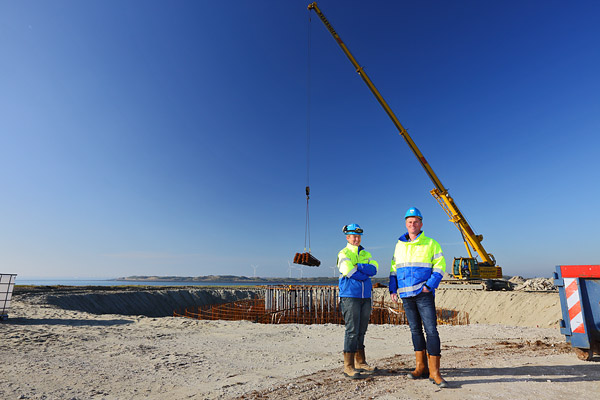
[
  {"x1": 14, "y1": 286, "x2": 263, "y2": 317},
  {"x1": 14, "y1": 285, "x2": 562, "y2": 327},
  {"x1": 435, "y1": 289, "x2": 561, "y2": 327},
  {"x1": 371, "y1": 287, "x2": 561, "y2": 328}
]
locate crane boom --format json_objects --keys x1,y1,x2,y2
[{"x1": 308, "y1": 2, "x2": 497, "y2": 268}]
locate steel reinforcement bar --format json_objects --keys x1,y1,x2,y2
[{"x1": 173, "y1": 285, "x2": 469, "y2": 325}]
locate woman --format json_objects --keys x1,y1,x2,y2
[{"x1": 337, "y1": 223, "x2": 379, "y2": 379}]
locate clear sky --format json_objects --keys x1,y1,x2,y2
[{"x1": 2, "y1": 1, "x2": 599, "y2": 280}]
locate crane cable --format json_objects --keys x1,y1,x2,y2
[{"x1": 304, "y1": 10, "x2": 312, "y2": 253}]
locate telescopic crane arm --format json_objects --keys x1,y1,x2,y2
[{"x1": 308, "y1": 2, "x2": 496, "y2": 267}]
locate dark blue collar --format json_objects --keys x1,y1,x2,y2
[{"x1": 399, "y1": 232, "x2": 422, "y2": 243}]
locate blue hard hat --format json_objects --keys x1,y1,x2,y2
[
  {"x1": 405, "y1": 207, "x2": 423, "y2": 220},
  {"x1": 343, "y1": 223, "x2": 363, "y2": 235}
]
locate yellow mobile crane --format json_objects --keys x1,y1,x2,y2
[{"x1": 308, "y1": 3, "x2": 508, "y2": 289}]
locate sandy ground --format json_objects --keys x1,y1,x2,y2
[{"x1": 1, "y1": 289, "x2": 598, "y2": 399}]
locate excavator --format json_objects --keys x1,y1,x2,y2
[{"x1": 308, "y1": 3, "x2": 510, "y2": 290}]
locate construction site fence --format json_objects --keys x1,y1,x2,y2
[{"x1": 173, "y1": 285, "x2": 469, "y2": 326}]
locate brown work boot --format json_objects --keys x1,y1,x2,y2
[
  {"x1": 343, "y1": 352, "x2": 363, "y2": 379},
  {"x1": 428, "y1": 354, "x2": 448, "y2": 388},
  {"x1": 355, "y1": 348, "x2": 377, "y2": 374},
  {"x1": 407, "y1": 350, "x2": 429, "y2": 379}
]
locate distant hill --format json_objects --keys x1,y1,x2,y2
[
  {"x1": 116, "y1": 275, "x2": 389, "y2": 286},
  {"x1": 116, "y1": 275, "x2": 337, "y2": 283}
]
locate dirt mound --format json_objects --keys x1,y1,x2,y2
[
  {"x1": 513, "y1": 277, "x2": 556, "y2": 291},
  {"x1": 442, "y1": 272, "x2": 458, "y2": 280},
  {"x1": 372, "y1": 288, "x2": 561, "y2": 328}
]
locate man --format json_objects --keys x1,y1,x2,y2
[
  {"x1": 337, "y1": 223, "x2": 379, "y2": 379},
  {"x1": 389, "y1": 207, "x2": 449, "y2": 388}
]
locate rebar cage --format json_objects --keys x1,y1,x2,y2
[{"x1": 174, "y1": 285, "x2": 469, "y2": 326}]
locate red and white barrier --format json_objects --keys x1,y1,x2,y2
[{"x1": 564, "y1": 277, "x2": 585, "y2": 334}]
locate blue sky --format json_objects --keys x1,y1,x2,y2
[{"x1": 1, "y1": 1, "x2": 599, "y2": 279}]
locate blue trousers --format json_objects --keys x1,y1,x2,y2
[
  {"x1": 401, "y1": 291, "x2": 441, "y2": 356},
  {"x1": 340, "y1": 297, "x2": 372, "y2": 353}
]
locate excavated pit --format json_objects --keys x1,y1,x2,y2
[
  {"x1": 13, "y1": 286, "x2": 263, "y2": 318},
  {"x1": 12, "y1": 285, "x2": 562, "y2": 327}
]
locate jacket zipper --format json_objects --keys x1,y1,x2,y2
[{"x1": 358, "y1": 246, "x2": 365, "y2": 298}]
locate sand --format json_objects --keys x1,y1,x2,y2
[
  {"x1": 374, "y1": 288, "x2": 563, "y2": 328},
  {"x1": 1, "y1": 287, "x2": 598, "y2": 399}
]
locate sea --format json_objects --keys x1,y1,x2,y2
[{"x1": 14, "y1": 279, "x2": 333, "y2": 287}]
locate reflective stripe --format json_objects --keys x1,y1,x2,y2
[
  {"x1": 395, "y1": 262, "x2": 432, "y2": 268},
  {"x1": 432, "y1": 267, "x2": 444, "y2": 275},
  {"x1": 397, "y1": 281, "x2": 425, "y2": 293},
  {"x1": 392, "y1": 233, "x2": 446, "y2": 297},
  {"x1": 337, "y1": 256, "x2": 353, "y2": 276},
  {"x1": 338, "y1": 257, "x2": 350, "y2": 265},
  {"x1": 389, "y1": 270, "x2": 397, "y2": 276},
  {"x1": 346, "y1": 266, "x2": 358, "y2": 277}
]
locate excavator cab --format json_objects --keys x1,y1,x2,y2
[
  {"x1": 452, "y1": 257, "x2": 480, "y2": 280},
  {"x1": 453, "y1": 257, "x2": 503, "y2": 280}
]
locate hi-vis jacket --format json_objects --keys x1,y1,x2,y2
[
  {"x1": 389, "y1": 232, "x2": 445, "y2": 298},
  {"x1": 337, "y1": 243, "x2": 379, "y2": 298}
]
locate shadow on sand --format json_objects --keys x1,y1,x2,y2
[
  {"x1": 3, "y1": 317, "x2": 134, "y2": 327},
  {"x1": 445, "y1": 362, "x2": 600, "y2": 388}
]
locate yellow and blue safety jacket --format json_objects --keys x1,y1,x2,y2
[
  {"x1": 389, "y1": 232, "x2": 445, "y2": 298},
  {"x1": 337, "y1": 243, "x2": 379, "y2": 298}
]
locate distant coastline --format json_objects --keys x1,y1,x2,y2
[
  {"x1": 116, "y1": 275, "x2": 389, "y2": 285},
  {"x1": 115, "y1": 275, "x2": 338, "y2": 284}
]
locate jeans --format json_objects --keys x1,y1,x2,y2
[
  {"x1": 340, "y1": 297, "x2": 372, "y2": 353},
  {"x1": 401, "y1": 291, "x2": 441, "y2": 356}
]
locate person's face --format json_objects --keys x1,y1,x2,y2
[
  {"x1": 405, "y1": 217, "x2": 423, "y2": 236},
  {"x1": 346, "y1": 234, "x2": 361, "y2": 246}
]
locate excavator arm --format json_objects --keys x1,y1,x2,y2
[{"x1": 308, "y1": 2, "x2": 498, "y2": 270}]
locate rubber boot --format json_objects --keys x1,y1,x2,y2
[
  {"x1": 428, "y1": 354, "x2": 448, "y2": 388},
  {"x1": 407, "y1": 350, "x2": 429, "y2": 379},
  {"x1": 355, "y1": 348, "x2": 377, "y2": 374},
  {"x1": 343, "y1": 352, "x2": 363, "y2": 379}
]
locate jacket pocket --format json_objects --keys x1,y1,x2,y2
[
  {"x1": 413, "y1": 267, "x2": 431, "y2": 282},
  {"x1": 396, "y1": 268, "x2": 406, "y2": 281}
]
